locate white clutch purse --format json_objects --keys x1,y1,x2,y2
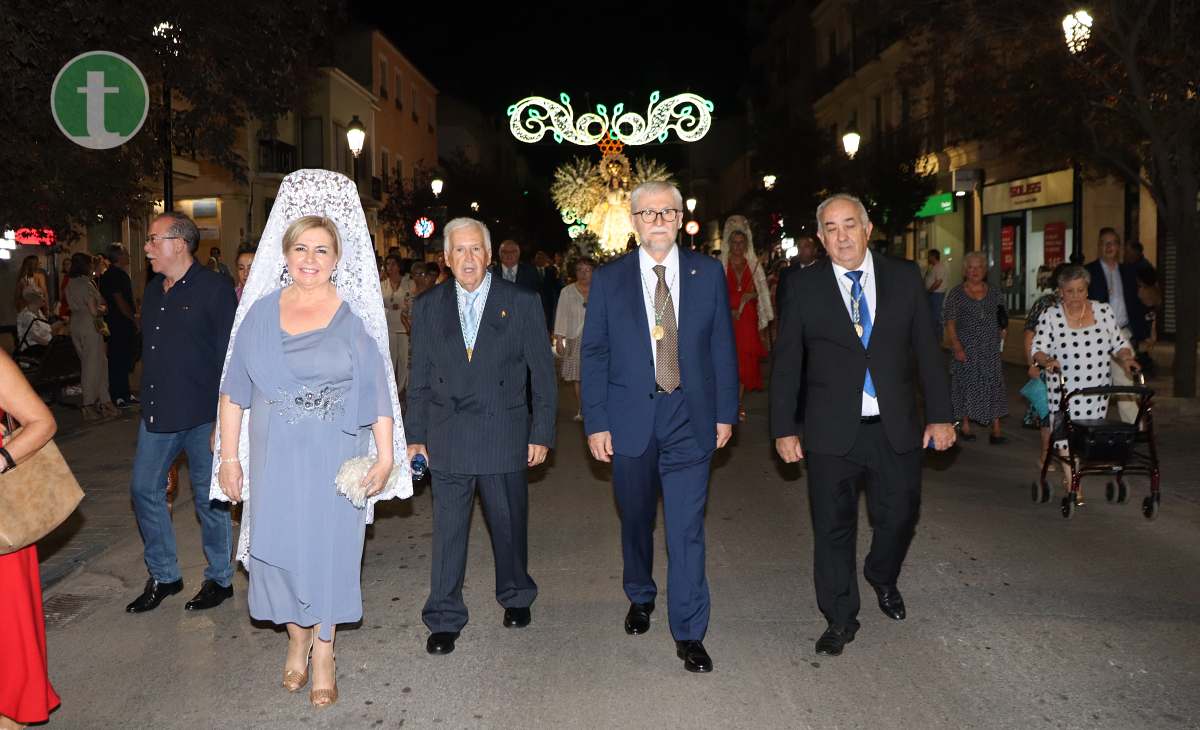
[{"x1": 334, "y1": 457, "x2": 402, "y2": 509}]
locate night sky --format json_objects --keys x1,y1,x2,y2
[{"x1": 352, "y1": 1, "x2": 749, "y2": 123}]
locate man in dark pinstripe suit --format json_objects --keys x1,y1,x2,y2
[{"x1": 406, "y1": 217, "x2": 557, "y2": 656}]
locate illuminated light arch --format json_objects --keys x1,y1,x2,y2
[{"x1": 508, "y1": 91, "x2": 714, "y2": 146}]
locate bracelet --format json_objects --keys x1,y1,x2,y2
[
  {"x1": 0, "y1": 447, "x2": 15, "y2": 473},
  {"x1": 218, "y1": 455, "x2": 239, "y2": 464}
]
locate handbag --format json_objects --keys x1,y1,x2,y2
[
  {"x1": 0, "y1": 421, "x2": 86, "y2": 554},
  {"x1": 333, "y1": 457, "x2": 402, "y2": 509},
  {"x1": 1019, "y1": 377, "x2": 1049, "y2": 420}
]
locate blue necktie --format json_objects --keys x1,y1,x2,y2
[
  {"x1": 464, "y1": 289, "x2": 480, "y2": 337},
  {"x1": 845, "y1": 271, "x2": 876, "y2": 398}
]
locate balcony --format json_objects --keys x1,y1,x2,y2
[
  {"x1": 257, "y1": 139, "x2": 296, "y2": 175},
  {"x1": 371, "y1": 176, "x2": 382, "y2": 201}
]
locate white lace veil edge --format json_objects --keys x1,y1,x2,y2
[
  {"x1": 720, "y1": 215, "x2": 760, "y2": 270},
  {"x1": 207, "y1": 169, "x2": 412, "y2": 565}
]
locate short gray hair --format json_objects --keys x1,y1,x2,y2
[
  {"x1": 155, "y1": 212, "x2": 201, "y2": 254},
  {"x1": 630, "y1": 181, "x2": 683, "y2": 213},
  {"x1": 443, "y1": 217, "x2": 492, "y2": 254},
  {"x1": 1056, "y1": 264, "x2": 1091, "y2": 288},
  {"x1": 815, "y1": 193, "x2": 870, "y2": 233},
  {"x1": 963, "y1": 251, "x2": 988, "y2": 269}
]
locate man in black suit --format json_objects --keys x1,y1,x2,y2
[
  {"x1": 770, "y1": 194, "x2": 955, "y2": 657},
  {"x1": 1085, "y1": 227, "x2": 1145, "y2": 422},
  {"x1": 406, "y1": 218, "x2": 557, "y2": 656},
  {"x1": 493, "y1": 239, "x2": 541, "y2": 290}
]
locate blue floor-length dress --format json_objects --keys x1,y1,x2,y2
[{"x1": 221, "y1": 290, "x2": 391, "y2": 640}]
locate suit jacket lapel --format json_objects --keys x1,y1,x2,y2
[
  {"x1": 678, "y1": 248, "x2": 698, "y2": 342},
  {"x1": 625, "y1": 253, "x2": 655, "y2": 373},
  {"x1": 472, "y1": 280, "x2": 505, "y2": 365},
  {"x1": 441, "y1": 282, "x2": 470, "y2": 364}
]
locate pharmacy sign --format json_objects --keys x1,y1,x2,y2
[{"x1": 51, "y1": 51, "x2": 149, "y2": 150}]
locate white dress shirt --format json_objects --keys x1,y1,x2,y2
[
  {"x1": 1101, "y1": 259, "x2": 1128, "y2": 328},
  {"x1": 638, "y1": 245, "x2": 681, "y2": 372},
  {"x1": 831, "y1": 251, "x2": 880, "y2": 417},
  {"x1": 502, "y1": 264, "x2": 518, "y2": 283},
  {"x1": 455, "y1": 272, "x2": 492, "y2": 350}
]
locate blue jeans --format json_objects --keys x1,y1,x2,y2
[{"x1": 130, "y1": 420, "x2": 233, "y2": 586}]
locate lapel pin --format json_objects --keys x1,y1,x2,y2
[
  {"x1": 690, "y1": 269, "x2": 696, "y2": 275},
  {"x1": 500, "y1": 309, "x2": 508, "y2": 318}
]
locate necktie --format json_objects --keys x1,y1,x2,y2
[
  {"x1": 463, "y1": 288, "x2": 480, "y2": 360},
  {"x1": 653, "y1": 264, "x2": 680, "y2": 392},
  {"x1": 845, "y1": 271, "x2": 876, "y2": 397}
]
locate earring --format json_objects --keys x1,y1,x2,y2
[
  {"x1": 330, "y1": 267, "x2": 338, "y2": 286},
  {"x1": 280, "y1": 264, "x2": 293, "y2": 286}
]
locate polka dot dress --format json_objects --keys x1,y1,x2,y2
[
  {"x1": 944, "y1": 284, "x2": 1009, "y2": 425},
  {"x1": 1032, "y1": 301, "x2": 1131, "y2": 447}
]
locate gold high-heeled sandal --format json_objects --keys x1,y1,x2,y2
[
  {"x1": 309, "y1": 654, "x2": 337, "y2": 708},
  {"x1": 282, "y1": 631, "x2": 315, "y2": 693}
]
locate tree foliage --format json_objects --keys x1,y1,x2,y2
[{"x1": 1, "y1": 0, "x2": 344, "y2": 240}]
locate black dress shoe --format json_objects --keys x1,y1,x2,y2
[
  {"x1": 426, "y1": 632, "x2": 460, "y2": 655},
  {"x1": 675, "y1": 640, "x2": 713, "y2": 673},
  {"x1": 184, "y1": 579, "x2": 233, "y2": 611},
  {"x1": 624, "y1": 601, "x2": 654, "y2": 635},
  {"x1": 989, "y1": 434, "x2": 1008, "y2": 445},
  {"x1": 815, "y1": 625, "x2": 856, "y2": 656},
  {"x1": 125, "y1": 578, "x2": 184, "y2": 613},
  {"x1": 503, "y1": 607, "x2": 531, "y2": 628},
  {"x1": 871, "y1": 584, "x2": 906, "y2": 621},
  {"x1": 959, "y1": 431, "x2": 978, "y2": 442}
]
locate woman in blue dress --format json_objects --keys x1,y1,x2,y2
[{"x1": 215, "y1": 206, "x2": 403, "y2": 708}]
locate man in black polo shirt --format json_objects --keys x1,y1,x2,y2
[{"x1": 125, "y1": 212, "x2": 238, "y2": 614}]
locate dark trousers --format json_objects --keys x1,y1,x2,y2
[
  {"x1": 106, "y1": 319, "x2": 135, "y2": 402},
  {"x1": 805, "y1": 422, "x2": 922, "y2": 630},
  {"x1": 611, "y1": 390, "x2": 713, "y2": 641},
  {"x1": 422, "y1": 470, "x2": 537, "y2": 634}
]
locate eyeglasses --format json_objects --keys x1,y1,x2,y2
[
  {"x1": 633, "y1": 208, "x2": 681, "y2": 223},
  {"x1": 145, "y1": 235, "x2": 181, "y2": 245}
]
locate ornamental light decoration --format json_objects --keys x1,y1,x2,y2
[{"x1": 508, "y1": 91, "x2": 714, "y2": 146}]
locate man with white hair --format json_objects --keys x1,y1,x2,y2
[
  {"x1": 771, "y1": 193, "x2": 954, "y2": 657},
  {"x1": 406, "y1": 217, "x2": 557, "y2": 656},
  {"x1": 581, "y1": 180, "x2": 738, "y2": 673}
]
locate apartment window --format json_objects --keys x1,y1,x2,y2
[
  {"x1": 827, "y1": 31, "x2": 837, "y2": 65},
  {"x1": 380, "y1": 149, "x2": 390, "y2": 189},
  {"x1": 901, "y1": 88, "x2": 911, "y2": 128},
  {"x1": 427, "y1": 97, "x2": 435, "y2": 133},
  {"x1": 300, "y1": 116, "x2": 323, "y2": 168},
  {"x1": 873, "y1": 95, "x2": 883, "y2": 136},
  {"x1": 263, "y1": 197, "x2": 275, "y2": 225},
  {"x1": 378, "y1": 56, "x2": 389, "y2": 99},
  {"x1": 411, "y1": 85, "x2": 419, "y2": 122},
  {"x1": 333, "y1": 123, "x2": 350, "y2": 176},
  {"x1": 397, "y1": 157, "x2": 404, "y2": 184},
  {"x1": 394, "y1": 70, "x2": 403, "y2": 109}
]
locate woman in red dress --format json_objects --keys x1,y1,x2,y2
[
  {"x1": 721, "y1": 216, "x2": 774, "y2": 421},
  {"x1": 0, "y1": 350, "x2": 62, "y2": 729}
]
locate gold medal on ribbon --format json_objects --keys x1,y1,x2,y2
[
  {"x1": 854, "y1": 323, "x2": 864, "y2": 338},
  {"x1": 466, "y1": 347, "x2": 473, "y2": 362},
  {"x1": 652, "y1": 324, "x2": 665, "y2": 341}
]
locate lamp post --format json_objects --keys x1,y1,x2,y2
[
  {"x1": 1063, "y1": 11, "x2": 1092, "y2": 259},
  {"x1": 346, "y1": 115, "x2": 366, "y2": 190},
  {"x1": 152, "y1": 21, "x2": 181, "y2": 211},
  {"x1": 431, "y1": 178, "x2": 444, "y2": 198},
  {"x1": 762, "y1": 174, "x2": 777, "y2": 191},
  {"x1": 842, "y1": 130, "x2": 861, "y2": 159}
]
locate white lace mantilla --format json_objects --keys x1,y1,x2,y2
[{"x1": 208, "y1": 169, "x2": 412, "y2": 565}]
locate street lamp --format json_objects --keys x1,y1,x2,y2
[
  {"x1": 431, "y1": 178, "x2": 444, "y2": 198},
  {"x1": 685, "y1": 197, "x2": 697, "y2": 214},
  {"x1": 842, "y1": 130, "x2": 861, "y2": 159},
  {"x1": 153, "y1": 21, "x2": 182, "y2": 211},
  {"x1": 1063, "y1": 10, "x2": 1093, "y2": 54},
  {"x1": 346, "y1": 116, "x2": 366, "y2": 159},
  {"x1": 470, "y1": 201, "x2": 480, "y2": 212},
  {"x1": 762, "y1": 174, "x2": 777, "y2": 191}
]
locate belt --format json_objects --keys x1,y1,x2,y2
[{"x1": 860, "y1": 415, "x2": 882, "y2": 424}]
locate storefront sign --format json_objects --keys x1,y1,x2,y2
[
  {"x1": 915, "y1": 192, "x2": 955, "y2": 218},
  {"x1": 982, "y1": 169, "x2": 1073, "y2": 215},
  {"x1": 1000, "y1": 225, "x2": 1016, "y2": 272},
  {"x1": 1043, "y1": 222, "x2": 1066, "y2": 267},
  {"x1": 51, "y1": 51, "x2": 149, "y2": 150},
  {"x1": 12, "y1": 228, "x2": 57, "y2": 246}
]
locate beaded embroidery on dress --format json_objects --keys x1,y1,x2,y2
[{"x1": 209, "y1": 169, "x2": 412, "y2": 564}]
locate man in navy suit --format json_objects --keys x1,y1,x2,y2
[
  {"x1": 492, "y1": 239, "x2": 541, "y2": 291},
  {"x1": 406, "y1": 218, "x2": 557, "y2": 656},
  {"x1": 581, "y1": 180, "x2": 738, "y2": 673},
  {"x1": 1085, "y1": 227, "x2": 1145, "y2": 422}
]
